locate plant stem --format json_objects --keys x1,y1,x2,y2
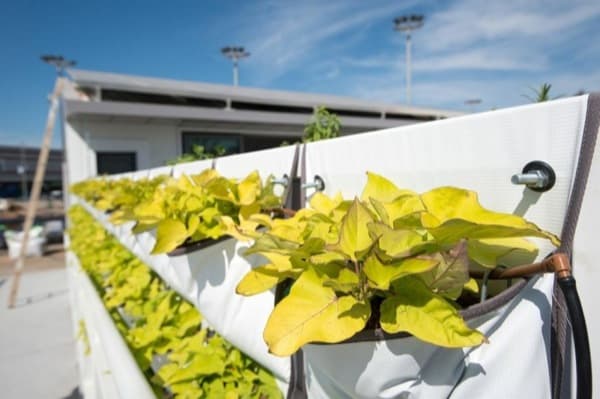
[{"x1": 263, "y1": 207, "x2": 297, "y2": 217}]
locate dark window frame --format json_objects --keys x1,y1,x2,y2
[
  {"x1": 181, "y1": 131, "x2": 244, "y2": 156},
  {"x1": 96, "y1": 151, "x2": 137, "y2": 175}
]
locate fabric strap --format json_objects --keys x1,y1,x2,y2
[{"x1": 552, "y1": 93, "x2": 600, "y2": 398}]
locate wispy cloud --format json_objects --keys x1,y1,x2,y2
[
  {"x1": 236, "y1": 0, "x2": 417, "y2": 84},
  {"x1": 420, "y1": 0, "x2": 600, "y2": 51},
  {"x1": 226, "y1": 0, "x2": 600, "y2": 110}
]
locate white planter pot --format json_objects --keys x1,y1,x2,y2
[
  {"x1": 6, "y1": 235, "x2": 45, "y2": 259},
  {"x1": 303, "y1": 276, "x2": 554, "y2": 399}
]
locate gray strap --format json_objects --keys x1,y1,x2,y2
[
  {"x1": 552, "y1": 93, "x2": 600, "y2": 399},
  {"x1": 300, "y1": 143, "x2": 307, "y2": 209},
  {"x1": 559, "y1": 93, "x2": 600, "y2": 257},
  {"x1": 282, "y1": 144, "x2": 301, "y2": 209}
]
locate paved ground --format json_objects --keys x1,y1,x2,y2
[{"x1": 0, "y1": 244, "x2": 81, "y2": 399}]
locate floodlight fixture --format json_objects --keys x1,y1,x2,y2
[
  {"x1": 394, "y1": 14, "x2": 425, "y2": 105},
  {"x1": 464, "y1": 98, "x2": 482, "y2": 106},
  {"x1": 221, "y1": 46, "x2": 250, "y2": 86},
  {"x1": 465, "y1": 98, "x2": 483, "y2": 113},
  {"x1": 40, "y1": 54, "x2": 76, "y2": 76}
]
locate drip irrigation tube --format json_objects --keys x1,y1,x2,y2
[{"x1": 557, "y1": 275, "x2": 592, "y2": 399}]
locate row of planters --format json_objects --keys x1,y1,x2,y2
[
  {"x1": 68, "y1": 205, "x2": 282, "y2": 398},
  {"x1": 70, "y1": 168, "x2": 559, "y2": 397}
]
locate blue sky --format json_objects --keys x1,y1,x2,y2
[{"x1": 1, "y1": 0, "x2": 599, "y2": 148}]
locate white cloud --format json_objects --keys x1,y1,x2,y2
[
  {"x1": 344, "y1": 67, "x2": 600, "y2": 111},
  {"x1": 227, "y1": 0, "x2": 600, "y2": 110},
  {"x1": 420, "y1": 0, "x2": 600, "y2": 51},
  {"x1": 414, "y1": 47, "x2": 548, "y2": 71},
  {"x1": 237, "y1": 0, "x2": 417, "y2": 84}
]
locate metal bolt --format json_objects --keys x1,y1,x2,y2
[
  {"x1": 302, "y1": 175, "x2": 325, "y2": 192},
  {"x1": 271, "y1": 174, "x2": 289, "y2": 187},
  {"x1": 511, "y1": 160, "x2": 556, "y2": 192},
  {"x1": 511, "y1": 171, "x2": 548, "y2": 188}
]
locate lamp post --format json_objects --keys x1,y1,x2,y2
[
  {"x1": 221, "y1": 46, "x2": 250, "y2": 86},
  {"x1": 464, "y1": 98, "x2": 483, "y2": 113},
  {"x1": 41, "y1": 54, "x2": 75, "y2": 201},
  {"x1": 394, "y1": 14, "x2": 424, "y2": 105},
  {"x1": 40, "y1": 55, "x2": 76, "y2": 77}
]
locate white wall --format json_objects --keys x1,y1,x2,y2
[
  {"x1": 64, "y1": 121, "x2": 94, "y2": 185},
  {"x1": 75, "y1": 120, "x2": 180, "y2": 172},
  {"x1": 64, "y1": 118, "x2": 304, "y2": 183}
]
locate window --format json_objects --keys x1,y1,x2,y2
[
  {"x1": 96, "y1": 152, "x2": 137, "y2": 175},
  {"x1": 243, "y1": 135, "x2": 297, "y2": 152},
  {"x1": 181, "y1": 132, "x2": 241, "y2": 155}
]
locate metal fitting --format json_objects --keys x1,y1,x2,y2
[{"x1": 511, "y1": 160, "x2": 556, "y2": 192}]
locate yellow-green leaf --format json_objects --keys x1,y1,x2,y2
[
  {"x1": 381, "y1": 277, "x2": 486, "y2": 347},
  {"x1": 220, "y1": 216, "x2": 260, "y2": 242},
  {"x1": 133, "y1": 200, "x2": 165, "y2": 225},
  {"x1": 260, "y1": 252, "x2": 293, "y2": 271},
  {"x1": 364, "y1": 254, "x2": 438, "y2": 290},
  {"x1": 249, "y1": 213, "x2": 274, "y2": 228},
  {"x1": 310, "y1": 192, "x2": 343, "y2": 215},
  {"x1": 419, "y1": 240, "x2": 469, "y2": 300},
  {"x1": 187, "y1": 215, "x2": 200, "y2": 236},
  {"x1": 238, "y1": 171, "x2": 261, "y2": 205},
  {"x1": 190, "y1": 168, "x2": 219, "y2": 186},
  {"x1": 164, "y1": 352, "x2": 225, "y2": 384},
  {"x1": 236, "y1": 265, "x2": 287, "y2": 295},
  {"x1": 309, "y1": 251, "x2": 346, "y2": 264},
  {"x1": 368, "y1": 222, "x2": 431, "y2": 259},
  {"x1": 335, "y1": 198, "x2": 375, "y2": 261},
  {"x1": 420, "y1": 187, "x2": 560, "y2": 245},
  {"x1": 464, "y1": 278, "x2": 479, "y2": 294},
  {"x1": 151, "y1": 219, "x2": 189, "y2": 254},
  {"x1": 375, "y1": 195, "x2": 425, "y2": 226},
  {"x1": 468, "y1": 237, "x2": 538, "y2": 268},
  {"x1": 322, "y1": 268, "x2": 359, "y2": 294},
  {"x1": 361, "y1": 171, "x2": 414, "y2": 203},
  {"x1": 264, "y1": 268, "x2": 370, "y2": 356}
]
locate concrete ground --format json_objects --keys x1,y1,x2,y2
[{"x1": 0, "y1": 244, "x2": 80, "y2": 399}]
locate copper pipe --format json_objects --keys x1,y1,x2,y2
[
  {"x1": 263, "y1": 207, "x2": 297, "y2": 217},
  {"x1": 470, "y1": 253, "x2": 572, "y2": 280}
]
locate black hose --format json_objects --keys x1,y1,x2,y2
[{"x1": 557, "y1": 276, "x2": 592, "y2": 399}]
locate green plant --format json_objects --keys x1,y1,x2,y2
[
  {"x1": 70, "y1": 175, "x2": 167, "y2": 226},
  {"x1": 70, "y1": 169, "x2": 282, "y2": 254},
  {"x1": 133, "y1": 169, "x2": 281, "y2": 254},
  {"x1": 232, "y1": 172, "x2": 559, "y2": 356},
  {"x1": 167, "y1": 144, "x2": 227, "y2": 166},
  {"x1": 77, "y1": 319, "x2": 91, "y2": 356},
  {"x1": 303, "y1": 106, "x2": 341, "y2": 142},
  {"x1": 523, "y1": 83, "x2": 555, "y2": 102},
  {"x1": 68, "y1": 205, "x2": 282, "y2": 398}
]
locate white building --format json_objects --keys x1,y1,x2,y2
[{"x1": 61, "y1": 69, "x2": 461, "y2": 185}]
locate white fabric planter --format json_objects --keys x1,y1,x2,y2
[
  {"x1": 76, "y1": 201, "x2": 291, "y2": 386},
  {"x1": 66, "y1": 249, "x2": 155, "y2": 399},
  {"x1": 303, "y1": 276, "x2": 554, "y2": 399},
  {"x1": 167, "y1": 239, "x2": 291, "y2": 383}
]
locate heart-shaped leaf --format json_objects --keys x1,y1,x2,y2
[
  {"x1": 151, "y1": 219, "x2": 189, "y2": 254},
  {"x1": 264, "y1": 268, "x2": 370, "y2": 356},
  {"x1": 381, "y1": 277, "x2": 486, "y2": 347},
  {"x1": 333, "y1": 198, "x2": 375, "y2": 261}
]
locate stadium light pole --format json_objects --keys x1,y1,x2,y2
[
  {"x1": 394, "y1": 15, "x2": 424, "y2": 105},
  {"x1": 221, "y1": 46, "x2": 250, "y2": 86},
  {"x1": 40, "y1": 54, "x2": 77, "y2": 214},
  {"x1": 464, "y1": 98, "x2": 483, "y2": 113},
  {"x1": 40, "y1": 54, "x2": 76, "y2": 77}
]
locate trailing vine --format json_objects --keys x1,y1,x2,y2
[{"x1": 68, "y1": 206, "x2": 282, "y2": 398}]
